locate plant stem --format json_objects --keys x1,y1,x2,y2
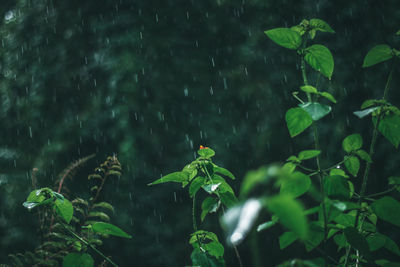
[
  {"x1": 364, "y1": 187, "x2": 396, "y2": 198},
  {"x1": 192, "y1": 194, "x2": 198, "y2": 231},
  {"x1": 60, "y1": 221, "x2": 119, "y2": 267},
  {"x1": 344, "y1": 62, "x2": 394, "y2": 267}
]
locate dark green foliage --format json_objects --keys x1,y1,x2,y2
[{"x1": 8, "y1": 156, "x2": 130, "y2": 267}]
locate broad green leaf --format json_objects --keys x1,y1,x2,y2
[
  {"x1": 198, "y1": 147, "x2": 216, "y2": 158},
  {"x1": 300, "y1": 85, "x2": 318, "y2": 94},
  {"x1": 329, "y1": 168, "x2": 348, "y2": 178},
  {"x1": 55, "y1": 198, "x2": 73, "y2": 224},
  {"x1": 344, "y1": 156, "x2": 360, "y2": 177},
  {"x1": 371, "y1": 196, "x2": 400, "y2": 227},
  {"x1": 298, "y1": 150, "x2": 321, "y2": 160},
  {"x1": 363, "y1": 44, "x2": 393, "y2": 67},
  {"x1": 376, "y1": 114, "x2": 400, "y2": 148},
  {"x1": 189, "y1": 176, "x2": 207, "y2": 197},
  {"x1": 202, "y1": 183, "x2": 221, "y2": 194},
  {"x1": 266, "y1": 195, "x2": 308, "y2": 239},
  {"x1": 204, "y1": 241, "x2": 225, "y2": 258},
  {"x1": 213, "y1": 165, "x2": 235, "y2": 180},
  {"x1": 323, "y1": 175, "x2": 350, "y2": 200},
  {"x1": 279, "y1": 231, "x2": 298, "y2": 249},
  {"x1": 334, "y1": 212, "x2": 356, "y2": 227},
  {"x1": 383, "y1": 234, "x2": 400, "y2": 256},
  {"x1": 342, "y1": 134, "x2": 363, "y2": 152},
  {"x1": 148, "y1": 171, "x2": 189, "y2": 186},
  {"x1": 190, "y1": 231, "x2": 224, "y2": 259},
  {"x1": 299, "y1": 102, "x2": 331, "y2": 121},
  {"x1": 366, "y1": 234, "x2": 386, "y2": 251},
  {"x1": 191, "y1": 248, "x2": 225, "y2": 267},
  {"x1": 92, "y1": 222, "x2": 132, "y2": 238},
  {"x1": 333, "y1": 233, "x2": 347, "y2": 247},
  {"x1": 280, "y1": 172, "x2": 311, "y2": 198},
  {"x1": 344, "y1": 227, "x2": 370, "y2": 257},
  {"x1": 264, "y1": 28, "x2": 302, "y2": 50},
  {"x1": 63, "y1": 253, "x2": 94, "y2": 267},
  {"x1": 355, "y1": 149, "x2": 372, "y2": 163},
  {"x1": 201, "y1": 197, "x2": 220, "y2": 221},
  {"x1": 26, "y1": 188, "x2": 52, "y2": 203},
  {"x1": 211, "y1": 174, "x2": 235, "y2": 195},
  {"x1": 310, "y1": 18, "x2": 335, "y2": 33},
  {"x1": 291, "y1": 25, "x2": 305, "y2": 36},
  {"x1": 285, "y1": 107, "x2": 313, "y2": 137},
  {"x1": 287, "y1": 155, "x2": 300, "y2": 162},
  {"x1": 282, "y1": 162, "x2": 296, "y2": 173},
  {"x1": 92, "y1": 202, "x2": 114, "y2": 213},
  {"x1": 361, "y1": 99, "x2": 383, "y2": 109},
  {"x1": 354, "y1": 107, "x2": 380, "y2": 119},
  {"x1": 304, "y1": 44, "x2": 334, "y2": 79},
  {"x1": 240, "y1": 165, "x2": 278, "y2": 198},
  {"x1": 219, "y1": 191, "x2": 238, "y2": 208},
  {"x1": 305, "y1": 222, "x2": 324, "y2": 252},
  {"x1": 320, "y1": 92, "x2": 337, "y2": 103}
]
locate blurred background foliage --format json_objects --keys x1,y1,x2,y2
[{"x1": 0, "y1": 0, "x2": 399, "y2": 266}]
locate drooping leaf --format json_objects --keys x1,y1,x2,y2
[
  {"x1": 344, "y1": 227, "x2": 370, "y2": 257},
  {"x1": 54, "y1": 198, "x2": 74, "y2": 224},
  {"x1": 371, "y1": 196, "x2": 400, "y2": 227},
  {"x1": 344, "y1": 156, "x2": 360, "y2": 177},
  {"x1": 198, "y1": 147, "x2": 216, "y2": 158},
  {"x1": 280, "y1": 172, "x2": 311, "y2": 198},
  {"x1": 329, "y1": 168, "x2": 349, "y2": 178},
  {"x1": 63, "y1": 253, "x2": 94, "y2": 267},
  {"x1": 92, "y1": 202, "x2": 114, "y2": 214},
  {"x1": 305, "y1": 222, "x2": 324, "y2": 252},
  {"x1": 323, "y1": 175, "x2": 350, "y2": 200},
  {"x1": 266, "y1": 195, "x2": 308, "y2": 239},
  {"x1": 354, "y1": 107, "x2": 380, "y2": 119},
  {"x1": 298, "y1": 150, "x2": 321, "y2": 160},
  {"x1": 279, "y1": 231, "x2": 298, "y2": 249},
  {"x1": 355, "y1": 149, "x2": 372, "y2": 163},
  {"x1": 366, "y1": 233, "x2": 386, "y2": 251},
  {"x1": 264, "y1": 28, "x2": 302, "y2": 50},
  {"x1": 342, "y1": 134, "x2": 363, "y2": 152},
  {"x1": 213, "y1": 165, "x2": 235, "y2": 180},
  {"x1": 320, "y1": 92, "x2": 337, "y2": 103},
  {"x1": 189, "y1": 176, "x2": 207, "y2": 197},
  {"x1": 201, "y1": 197, "x2": 220, "y2": 221},
  {"x1": 300, "y1": 85, "x2": 318, "y2": 94},
  {"x1": 362, "y1": 44, "x2": 393, "y2": 67},
  {"x1": 299, "y1": 102, "x2": 331, "y2": 121},
  {"x1": 92, "y1": 222, "x2": 132, "y2": 238},
  {"x1": 376, "y1": 114, "x2": 400, "y2": 148},
  {"x1": 148, "y1": 171, "x2": 189, "y2": 186},
  {"x1": 309, "y1": 18, "x2": 335, "y2": 33},
  {"x1": 304, "y1": 44, "x2": 334, "y2": 79},
  {"x1": 219, "y1": 191, "x2": 238, "y2": 208},
  {"x1": 285, "y1": 107, "x2": 313, "y2": 137}
]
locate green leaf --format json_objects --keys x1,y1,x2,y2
[
  {"x1": 213, "y1": 165, "x2": 235, "y2": 180},
  {"x1": 92, "y1": 202, "x2": 114, "y2": 213},
  {"x1": 304, "y1": 44, "x2": 334, "y2": 79},
  {"x1": 344, "y1": 156, "x2": 360, "y2": 177},
  {"x1": 305, "y1": 222, "x2": 324, "y2": 252},
  {"x1": 266, "y1": 195, "x2": 308, "y2": 239},
  {"x1": 92, "y1": 222, "x2": 132, "y2": 238},
  {"x1": 344, "y1": 227, "x2": 370, "y2": 257},
  {"x1": 190, "y1": 231, "x2": 224, "y2": 260},
  {"x1": 383, "y1": 234, "x2": 400, "y2": 256},
  {"x1": 280, "y1": 172, "x2": 311, "y2": 198},
  {"x1": 264, "y1": 28, "x2": 302, "y2": 50},
  {"x1": 189, "y1": 176, "x2": 207, "y2": 197},
  {"x1": 279, "y1": 231, "x2": 298, "y2": 249},
  {"x1": 363, "y1": 44, "x2": 393, "y2": 67},
  {"x1": 320, "y1": 92, "x2": 337, "y2": 104},
  {"x1": 371, "y1": 196, "x2": 400, "y2": 227},
  {"x1": 202, "y1": 183, "x2": 222, "y2": 194},
  {"x1": 342, "y1": 134, "x2": 363, "y2": 152},
  {"x1": 298, "y1": 150, "x2": 321, "y2": 160},
  {"x1": 355, "y1": 149, "x2": 372, "y2": 163},
  {"x1": 329, "y1": 168, "x2": 349, "y2": 178},
  {"x1": 285, "y1": 107, "x2": 313, "y2": 137},
  {"x1": 63, "y1": 253, "x2": 94, "y2": 267},
  {"x1": 376, "y1": 114, "x2": 400, "y2": 148},
  {"x1": 366, "y1": 233, "x2": 386, "y2": 251},
  {"x1": 299, "y1": 102, "x2": 331, "y2": 121},
  {"x1": 240, "y1": 165, "x2": 277, "y2": 198},
  {"x1": 190, "y1": 248, "x2": 225, "y2": 267},
  {"x1": 198, "y1": 147, "x2": 216, "y2": 158},
  {"x1": 201, "y1": 197, "x2": 220, "y2": 221},
  {"x1": 148, "y1": 171, "x2": 189, "y2": 186},
  {"x1": 219, "y1": 191, "x2": 238, "y2": 208},
  {"x1": 354, "y1": 107, "x2": 380, "y2": 119},
  {"x1": 55, "y1": 198, "x2": 74, "y2": 224},
  {"x1": 300, "y1": 85, "x2": 318, "y2": 94},
  {"x1": 309, "y1": 18, "x2": 335, "y2": 33},
  {"x1": 323, "y1": 175, "x2": 350, "y2": 200}
]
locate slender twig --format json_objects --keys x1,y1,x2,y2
[
  {"x1": 364, "y1": 187, "x2": 396, "y2": 198},
  {"x1": 297, "y1": 164, "x2": 316, "y2": 173}
]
